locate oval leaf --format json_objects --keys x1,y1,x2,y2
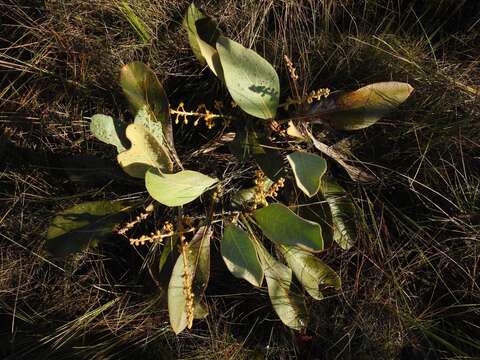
[
  {"x1": 120, "y1": 61, "x2": 173, "y2": 145},
  {"x1": 321, "y1": 180, "x2": 356, "y2": 250},
  {"x1": 254, "y1": 240, "x2": 307, "y2": 330},
  {"x1": 183, "y1": 3, "x2": 208, "y2": 66},
  {"x1": 46, "y1": 200, "x2": 130, "y2": 257},
  {"x1": 182, "y1": 4, "x2": 223, "y2": 78},
  {"x1": 145, "y1": 168, "x2": 218, "y2": 207},
  {"x1": 216, "y1": 36, "x2": 279, "y2": 119},
  {"x1": 287, "y1": 151, "x2": 327, "y2": 197},
  {"x1": 90, "y1": 114, "x2": 128, "y2": 153},
  {"x1": 117, "y1": 123, "x2": 172, "y2": 178},
  {"x1": 323, "y1": 82, "x2": 413, "y2": 130},
  {"x1": 279, "y1": 245, "x2": 341, "y2": 300},
  {"x1": 254, "y1": 203, "x2": 323, "y2": 252},
  {"x1": 168, "y1": 226, "x2": 212, "y2": 334},
  {"x1": 222, "y1": 224, "x2": 263, "y2": 287}
]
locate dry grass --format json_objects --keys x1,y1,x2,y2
[{"x1": 1, "y1": 0, "x2": 479, "y2": 359}]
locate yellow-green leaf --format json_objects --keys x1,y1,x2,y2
[
  {"x1": 321, "y1": 180, "x2": 356, "y2": 250},
  {"x1": 134, "y1": 106, "x2": 164, "y2": 146},
  {"x1": 117, "y1": 123, "x2": 172, "y2": 179},
  {"x1": 168, "y1": 226, "x2": 212, "y2": 334},
  {"x1": 255, "y1": 240, "x2": 307, "y2": 330},
  {"x1": 145, "y1": 168, "x2": 218, "y2": 207},
  {"x1": 287, "y1": 151, "x2": 327, "y2": 197},
  {"x1": 323, "y1": 82, "x2": 413, "y2": 130},
  {"x1": 90, "y1": 114, "x2": 128, "y2": 153},
  {"x1": 279, "y1": 245, "x2": 341, "y2": 300},
  {"x1": 183, "y1": 3, "x2": 206, "y2": 65},
  {"x1": 254, "y1": 203, "x2": 323, "y2": 252},
  {"x1": 120, "y1": 61, "x2": 173, "y2": 145},
  {"x1": 216, "y1": 36, "x2": 279, "y2": 119},
  {"x1": 183, "y1": 4, "x2": 223, "y2": 78},
  {"x1": 222, "y1": 224, "x2": 263, "y2": 287}
]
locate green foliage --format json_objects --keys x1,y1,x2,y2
[
  {"x1": 120, "y1": 61, "x2": 173, "y2": 146},
  {"x1": 322, "y1": 179, "x2": 356, "y2": 250},
  {"x1": 90, "y1": 114, "x2": 128, "y2": 153},
  {"x1": 254, "y1": 239, "x2": 308, "y2": 330},
  {"x1": 117, "y1": 0, "x2": 151, "y2": 43},
  {"x1": 320, "y1": 81, "x2": 414, "y2": 130},
  {"x1": 183, "y1": 3, "x2": 223, "y2": 79},
  {"x1": 133, "y1": 106, "x2": 165, "y2": 146},
  {"x1": 221, "y1": 224, "x2": 264, "y2": 287},
  {"x1": 117, "y1": 123, "x2": 172, "y2": 178},
  {"x1": 145, "y1": 169, "x2": 218, "y2": 207},
  {"x1": 280, "y1": 245, "x2": 341, "y2": 300},
  {"x1": 216, "y1": 36, "x2": 280, "y2": 119},
  {"x1": 254, "y1": 203, "x2": 324, "y2": 252},
  {"x1": 46, "y1": 200, "x2": 130, "y2": 257},
  {"x1": 168, "y1": 226, "x2": 212, "y2": 334},
  {"x1": 287, "y1": 151, "x2": 327, "y2": 197},
  {"x1": 58, "y1": 1, "x2": 416, "y2": 334}
]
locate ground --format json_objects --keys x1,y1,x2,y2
[{"x1": 1, "y1": 0, "x2": 479, "y2": 359}]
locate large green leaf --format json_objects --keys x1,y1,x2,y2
[
  {"x1": 46, "y1": 200, "x2": 130, "y2": 257},
  {"x1": 90, "y1": 114, "x2": 128, "y2": 153},
  {"x1": 216, "y1": 36, "x2": 280, "y2": 119},
  {"x1": 280, "y1": 245, "x2": 341, "y2": 300},
  {"x1": 253, "y1": 203, "x2": 323, "y2": 252},
  {"x1": 221, "y1": 224, "x2": 263, "y2": 287},
  {"x1": 321, "y1": 180, "x2": 356, "y2": 250},
  {"x1": 145, "y1": 168, "x2": 218, "y2": 207},
  {"x1": 117, "y1": 123, "x2": 172, "y2": 178},
  {"x1": 168, "y1": 226, "x2": 212, "y2": 334},
  {"x1": 254, "y1": 240, "x2": 307, "y2": 330},
  {"x1": 183, "y1": 4, "x2": 223, "y2": 78},
  {"x1": 183, "y1": 3, "x2": 206, "y2": 65},
  {"x1": 321, "y1": 82, "x2": 413, "y2": 130},
  {"x1": 120, "y1": 61, "x2": 173, "y2": 145},
  {"x1": 287, "y1": 151, "x2": 327, "y2": 197}
]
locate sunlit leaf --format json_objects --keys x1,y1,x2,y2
[
  {"x1": 120, "y1": 61, "x2": 173, "y2": 145},
  {"x1": 253, "y1": 203, "x2": 323, "y2": 252},
  {"x1": 117, "y1": 123, "x2": 172, "y2": 178},
  {"x1": 168, "y1": 226, "x2": 212, "y2": 334},
  {"x1": 145, "y1": 168, "x2": 218, "y2": 207},
  {"x1": 222, "y1": 224, "x2": 263, "y2": 287},
  {"x1": 254, "y1": 240, "x2": 307, "y2": 330},
  {"x1": 320, "y1": 82, "x2": 413, "y2": 130},
  {"x1": 183, "y1": 3, "x2": 223, "y2": 79},
  {"x1": 279, "y1": 245, "x2": 341, "y2": 300},
  {"x1": 287, "y1": 151, "x2": 327, "y2": 197},
  {"x1": 46, "y1": 200, "x2": 131, "y2": 257},
  {"x1": 216, "y1": 36, "x2": 279, "y2": 119},
  {"x1": 183, "y1": 3, "x2": 207, "y2": 65},
  {"x1": 321, "y1": 179, "x2": 356, "y2": 250},
  {"x1": 90, "y1": 114, "x2": 128, "y2": 153},
  {"x1": 134, "y1": 106, "x2": 164, "y2": 146}
]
